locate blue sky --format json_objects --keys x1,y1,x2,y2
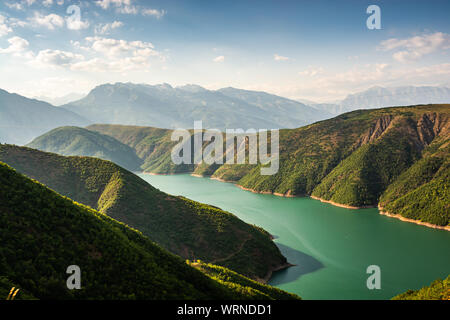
[{"x1": 0, "y1": 0, "x2": 449, "y2": 102}]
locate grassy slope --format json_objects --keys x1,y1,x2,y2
[
  {"x1": 27, "y1": 126, "x2": 143, "y2": 172},
  {"x1": 188, "y1": 261, "x2": 300, "y2": 300},
  {"x1": 392, "y1": 275, "x2": 449, "y2": 300},
  {"x1": 90, "y1": 105, "x2": 450, "y2": 226},
  {"x1": 0, "y1": 145, "x2": 287, "y2": 280},
  {"x1": 0, "y1": 162, "x2": 298, "y2": 300}
]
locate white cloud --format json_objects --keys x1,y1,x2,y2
[
  {"x1": 5, "y1": 2, "x2": 24, "y2": 10},
  {"x1": 27, "y1": 10, "x2": 89, "y2": 31},
  {"x1": 31, "y1": 49, "x2": 84, "y2": 67},
  {"x1": 5, "y1": 0, "x2": 39, "y2": 10},
  {"x1": 142, "y1": 9, "x2": 166, "y2": 19},
  {"x1": 95, "y1": 0, "x2": 137, "y2": 14},
  {"x1": 85, "y1": 36, "x2": 158, "y2": 57},
  {"x1": 42, "y1": 0, "x2": 53, "y2": 7},
  {"x1": 95, "y1": 0, "x2": 166, "y2": 18},
  {"x1": 30, "y1": 12, "x2": 64, "y2": 30},
  {"x1": 95, "y1": 0, "x2": 132, "y2": 10},
  {"x1": 213, "y1": 55, "x2": 225, "y2": 63},
  {"x1": 274, "y1": 54, "x2": 289, "y2": 61},
  {"x1": 95, "y1": 21, "x2": 124, "y2": 34},
  {"x1": 9, "y1": 18, "x2": 28, "y2": 28},
  {"x1": 0, "y1": 36, "x2": 32, "y2": 58},
  {"x1": 66, "y1": 16, "x2": 90, "y2": 30},
  {"x1": 117, "y1": 5, "x2": 138, "y2": 14},
  {"x1": 0, "y1": 15, "x2": 13, "y2": 37},
  {"x1": 379, "y1": 32, "x2": 450, "y2": 63},
  {"x1": 67, "y1": 36, "x2": 165, "y2": 72}
]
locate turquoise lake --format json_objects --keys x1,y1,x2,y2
[{"x1": 138, "y1": 173, "x2": 450, "y2": 300}]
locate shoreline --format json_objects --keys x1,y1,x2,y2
[
  {"x1": 310, "y1": 195, "x2": 377, "y2": 210},
  {"x1": 259, "y1": 263, "x2": 296, "y2": 284},
  {"x1": 144, "y1": 172, "x2": 190, "y2": 176},
  {"x1": 378, "y1": 207, "x2": 450, "y2": 231},
  {"x1": 146, "y1": 171, "x2": 448, "y2": 231}
]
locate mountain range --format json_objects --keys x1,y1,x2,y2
[
  {"x1": 0, "y1": 89, "x2": 90, "y2": 145},
  {"x1": 310, "y1": 86, "x2": 450, "y2": 115},
  {"x1": 62, "y1": 83, "x2": 331, "y2": 131},
  {"x1": 32, "y1": 92, "x2": 86, "y2": 107},
  {"x1": 37, "y1": 104, "x2": 448, "y2": 229},
  {"x1": 2, "y1": 84, "x2": 450, "y2": 146}
]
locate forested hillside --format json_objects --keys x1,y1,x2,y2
[
  {"x1": 27, "y1": 126, "x2": 142, "y2": 172},
  {"x1": 0, "y1": 162, "x2": 298, "y2": 300},
  {"x1": 392, "y1": 275, "x2": 449, "y2": 300},
  {"x1": 89, "y1": 105, "x2": 449, "y2": 227},
  {"x1": 0, "y1": 145, "x2": 288, "y2": 280}
]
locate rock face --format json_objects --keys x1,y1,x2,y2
[{"x1": 357, "y1": 115, "x2": 393, "y2": 147}]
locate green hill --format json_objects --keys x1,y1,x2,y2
[
  {"x1": 0, "y1": 144, "x2": 288, "y2": 281},
  {"x1": 0, "y1": 162, "x2": 298, "y2": 300},
  {"x1": 87, "y1": 124, "x2": 193, "y2": 173},
  {"x1": 89, "y1": 104, "x2": 450, "y2": 227},
  {"x1": 392, "y1": 275, "x2": 449, "y2": 300},
  {"x1": 27, "y1": 126, "x2": 142, "y2": 172},
  {"x1": 188, "y1": 261, "x2": 300, "y2": 300},
  {"x1": 379, "y1": 137, "x2": 449, "y2": 226}
]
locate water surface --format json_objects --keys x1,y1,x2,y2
[{"x1": 138, "y1": 173, "x2": 450, "y2": 300}]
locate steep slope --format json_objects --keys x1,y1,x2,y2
[
  {"x1": 63, "y1": 82, "x2": 330, "y2": 130},
  {"x1": 0, "y1": 89, "x2": 90, "y2": 145},
  {"x1": 188, "y1": 261, "x2": 300, "y2": 300},
  {"x1": 0, "y1": 162, "x2": 297, "y2": 300},
  {"x1": 378, "y1": 136, "x2": 449, "y2": 227},
  {"x1": 89, "y1": 105, "x2": 450, "y2": 228},
  {"x1": 392, "y1": 275, "x2": 449, "y2": 300},
  {"x1": 0, "y1": 145, "x2": 288, "y2": 280},
  {"x1": 87, "y1": 124, "x2": 192, "y2": 174},
  {"x1": 27, "y1": 126, "x2": 142, "y2": 172}
]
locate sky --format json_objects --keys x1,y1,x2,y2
[{"x1": 0, "y1": 0, "x2": 449, "y2": 102}]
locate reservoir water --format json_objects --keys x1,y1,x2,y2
[{"x1": 138, "y1": 173, "x2": 450, "y2": 300}]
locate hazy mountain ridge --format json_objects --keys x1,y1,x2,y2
[
  {"x1": 33, "y1": 92, "x2": 87, "y2": 106},
  {"x1": 62, "y1": 82, "x2": 332, "y2": 130},
  {"x1": 310, "y1": 86, "x2": 450, "y2": 115},
  {"x1": 0, "y1": 89, "x2": 90, "y2": 145}
]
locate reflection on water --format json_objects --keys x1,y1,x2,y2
[{"x1": 270, "y1": 243, "x2": 324, "y2": 286}]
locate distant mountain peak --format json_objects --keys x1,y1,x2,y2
[{"x1": 176, "y1": 84, "x2": 207, "y2": 93}]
